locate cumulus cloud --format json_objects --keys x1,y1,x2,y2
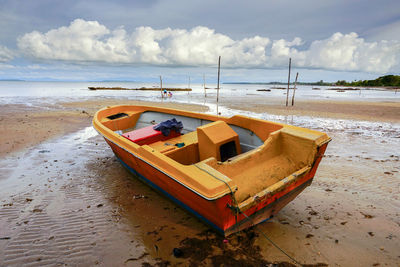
[
  {"x1": 17, "y1": 19, "x2": 400, "y2": 73},
  {"x1": 303, "y1": 32, "x2": 400, "y2": 73},
  {"x1": 0, "y1": 45, "x2": 14, "y2": 62}
]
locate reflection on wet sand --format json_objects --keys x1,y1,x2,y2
[{"x1": 0, "y1": 98, "x2": 399, "y2": 266}]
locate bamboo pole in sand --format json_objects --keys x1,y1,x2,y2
[
  {"x1": 291, "y1": 72, "x2": 298, "y2": 106},
  {"x1": 286, "y1": 58, "x2": 291, "y2": 107},
  {"x1": 217, "y1": 56, "x2": 221, "y2": 115},
  {"x1": 188, "y1": 76, "x2": 190, "y2": 95},
  {"x1": 203, "y1": 74, "x2": 206, "y2": 97},
  {"x1": 160, "y1": 76, "x2": 163, "y2": 99}
]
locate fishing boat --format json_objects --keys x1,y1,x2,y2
[{"x1": 93, "y1": 105, "x2": 330, "y2": 236}]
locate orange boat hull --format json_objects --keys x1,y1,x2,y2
[{"x1": 104, "y1": 137, "x2": 328, "y2": 235}]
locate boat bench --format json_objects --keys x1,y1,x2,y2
[
  {"x1": 148, "y1": 131, "x2": 200, "y2": 165},
  {"x1": 122, "y1": 125, "x2": 181, "y2": 145},
  {"x1": 148, "y1": 131, "x2": 198, "y2": 153}
]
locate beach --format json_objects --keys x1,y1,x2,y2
[{"x1": 0, "y1": 85, "x2": 399, "y2": 266}]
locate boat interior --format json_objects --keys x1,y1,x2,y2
[{"x1": 100, "y1": 109, "x2": 322, "y2": 203}]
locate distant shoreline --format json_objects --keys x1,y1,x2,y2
[
  {"x1": 225, "y1": 74, "x2": 400, "y2": 89},
  {"x1": 224, "y1": 82, "x2": 399, "y2": 90}
]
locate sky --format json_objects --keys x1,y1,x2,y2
[{"x1": 0, "y1": 0, "x2": 400, "y2": 83}]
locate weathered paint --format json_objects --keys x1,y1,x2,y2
[{"x1": 93, "y1": 105, "x2": 331, "y2": 235}]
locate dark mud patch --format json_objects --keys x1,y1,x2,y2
[{"x1": 172, "y1": 229, "x2": 327, "y2": 266}]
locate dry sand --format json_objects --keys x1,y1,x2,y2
[{"x1": 0, "y1": 97, "x2": 399, "y2": 266}]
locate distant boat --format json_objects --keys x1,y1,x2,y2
[
  {"x1": 88, "y1": 87, "x2": 191, "y2": 91},
  {"x1": 93, "y1": 105, "x2": 330, "y2": 236}
]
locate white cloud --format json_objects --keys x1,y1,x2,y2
[
  {"x1": 0, "y1": 45, "x2": 14, "y2": 62},
  {"x1": 17, "y1": 19, "x2": 400, "y2": 73},
  {"x1": 303, "y1": 32, "x2": 400, "y2": 73}
]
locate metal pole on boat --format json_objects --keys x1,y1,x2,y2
[
  {"x1": 160, "y1": 75, "x2": 163, "y2": 99},
  {"x1": 286, "y1": 58, "x2": 291, "y2": 107},
  {"x1": 291, "y1": 72, "x2": 298, "y2": 106},
  {"x1": 217, "y1": 56, "x2": 221, "y2": 115}
]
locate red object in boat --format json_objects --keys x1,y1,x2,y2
[{"x1": 122, "y1": 125, "x2": 180, "y2": 145}]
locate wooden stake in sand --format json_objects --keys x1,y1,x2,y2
[
  {"x1": 203, "y1": 74, "x2": 206, "y2": 97},
  {"x1": 286, "y1": 58, "x2": 291, "y2": 107},
  {"x1": 291, "y1": 72, "x2": 298, "y2": 106},
  {"x1": 188, "y1": 76, "x2": 191, "y2": 96},
  {"x1": 217, "y1": 56, "x2": 221, "y2": 115},
  {"x1": 160, "y1": 75, "x2": 163, "y2": 99}
]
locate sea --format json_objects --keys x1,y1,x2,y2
[
  {"x1": 0, "y1": 81, "x2": 398, "y2": 105},
  {"x1": 0, "y1": 80, "x2": 399, "y2": 159}
]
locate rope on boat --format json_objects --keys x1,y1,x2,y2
[
  {"x1": 194, "y1": 164, "x2": 240, "y2": 233},
  {"x1": 194, "y1": 164, "x2": 303, "y2": 267},
  {"x1": 194, "y1": 164, "x2": 239, "y2": 228},
  {"x1": 239, "y1": 211, "x2": 303, "y2": 267}
]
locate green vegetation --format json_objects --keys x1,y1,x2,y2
[
  {"x1": 225, "y1": 75, "x2": 400, "y2": 87},
  {"x1": 336, "y1": 75, "x2": 400, "y2": 87},
  {"x1": 224, "y1": 80, "x2": 332, "y2": 86}
]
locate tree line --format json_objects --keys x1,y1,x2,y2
[{"x1": 335, "y1": 75, "x2": 400, "y2": 87}]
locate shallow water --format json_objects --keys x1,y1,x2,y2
[
  {"x1": 0, "y1": 127, "x2": 152, "y2": 266},
  {"x1": 0, "y1": 81, "x2": 399, "y2": 105}
]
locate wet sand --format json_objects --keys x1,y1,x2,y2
[
  {"x1": 0, "y1": 97, "x2": 399, "y2": 266},
  {"x1": 218, "y1": 96, "x2": 400, "y2": 123},
  {"x1": 0, "y1": 100, "x2": 208, "y2": 157}
]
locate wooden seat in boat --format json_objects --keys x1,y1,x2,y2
[
  {"x1": 122, "y1": 125, "x2": 181, "y2": 145},
  {"x1": 148, "y1": 131, "x2": 198, "y2": 153}
]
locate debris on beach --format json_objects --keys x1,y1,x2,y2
[
  {"x1": 360, "y1": 212, "x2": 374, "y2": 219},
  {"x1": 327, "y1": 88, "x2": 360, "y2": 91},
  {"x1": 132, "y1": 194, "x2": 147, "y2": 200},
  {"x1": 172, "y1": 247, "x2": 183, "y2": 258}
]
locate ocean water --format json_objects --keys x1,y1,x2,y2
[
  {"x1": 0, "y1": 81, "x2": 399, "y2": 157},
  {"x1": 0, "y1": 81, "x2": 398, "y2": 104}
]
